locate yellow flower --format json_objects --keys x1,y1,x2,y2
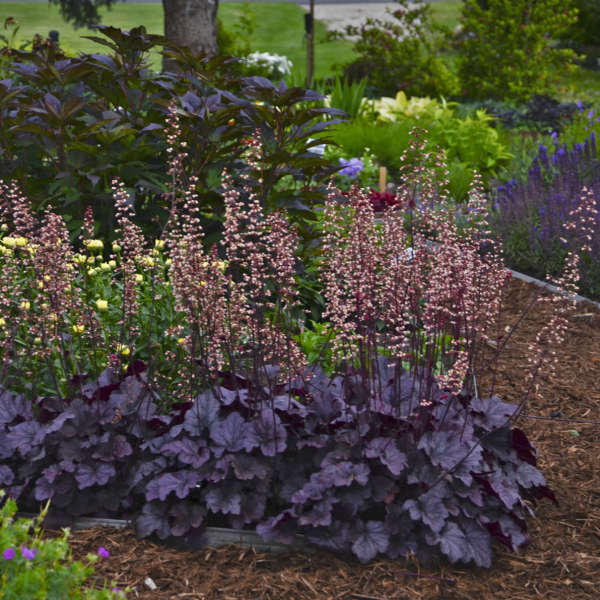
[
  {"x1": 72, "y1": 324, "x2": 85, "y2": 334},
  {"x1": 96, "y1": 299, "x2": 108, "y2": 311},
  {"x1": 216, "y1": 260, "x2": 227, "y2": 272},
  {"x1": 0, "y1": 318, "x2": 6, "y2": 327},
  {"x1": 177, "y1": 337, "x2": 186, "y2": 345},
  {"x1": 85, "y1": 239, "x2": 104, "y2": 251},
  {"x1": 43, "y1": 275, "x2": 51, "y2": 282},
  {"x1": 199, "y1": 280, "x2": 206, "y2": 286},
  {"x1": 37, "y1": 281, "x2": 44, "y2": 289},
  {"x1": 74, "y1": 254, "x2": 86, "y2": 264},
  {"x1": 154, "y1": 239, "x2": 165, "y2": 250},
  {"x1": 100, "y1": 262, "x2": 111, "y2": 271},
  {"x1": 15, "y1": 237, "x2": 28, "y2": 247},
  {"x1": 112, "y1": 243, "x2": 122, "y2": 253},
  {"x1": 87, "y1": 268, "x2": 97, "y2": 277},
  {"x1": 142, "y1": 256, "x2": 154, "y2": 268},
  {"x1": 34, "y1": 337, "x2": 42, "y2": 346},
  {"x1": 165, "y1": 258, "x2": 172, "y2": 267},
  {"x1": 0, "y1": 224, "x2": 7, "y2": 232},
  {"x1": 49, "y1": 313, "x2": 58, "y2": 322},
  {"x1": 86, "y1": 256, "x2": 96, "y2": 265},
  {"x1": 1, "y1": 237, "x2": 16, "y2": 248},
  {"x1": 20, "y1": 301, "x2": 31, "y2": 311},
  {"x1": 116, "y1": 344, "x2": 130, "y2": 356},
  {"x1": 108, "y1": 259, "x2": 117, "y2": 268},
  {"x1": 135, "y1": 273, "x2": 143, "y2": 283}
]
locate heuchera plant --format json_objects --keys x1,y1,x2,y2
[{"x1": 0, "y1": 106, "x2": 587, "y2": 567}]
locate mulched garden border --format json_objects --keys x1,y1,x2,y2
[{"x1": 44, "y1": 276, "x2": 600, "y2": 599}]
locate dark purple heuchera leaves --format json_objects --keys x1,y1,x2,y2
[
  {"x1": 2, "y1": 363, "x2": 555, "y2": 567},
  {"x1": 209, "y1": 412, "x2": 257, "y2": 457},
  {"x1": 365, "y1": 437, "x2": 408, "y2": 476},
  {"x1": 250, "y1": 408, "x2": 287, "y2": 456},
  {"x1": 146, "y1": 470, "x2": 200, "y2": 502},
  {"x1": 352, "y1": 520, "x2": 390, "y2": 564}
]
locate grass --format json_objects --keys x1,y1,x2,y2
[{"x1": 0, "y1": 1, "x2": 355, "y2": 79}]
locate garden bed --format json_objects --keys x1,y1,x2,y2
[{"x1": 43, "y1": 276, "x2": 600, "y2": 600}]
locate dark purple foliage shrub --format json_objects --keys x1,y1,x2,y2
[
  {"x1": 492, "y1": 132, "x2": 600, "y2": 299},
  {"x1": 0, "y1": 360, "x2": 555, "y2": 567}
]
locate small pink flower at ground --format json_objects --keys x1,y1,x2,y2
[
  {"x1": 21, "y1": 546, "x2": 36, "y2": 560},
  {"x1": 2, "y1": 547, "x2": 15, "y2": 560},
  {"x1": 98, "y1": 546, "x2": 110, "y2": 558}
]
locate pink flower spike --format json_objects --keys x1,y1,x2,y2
[
  {"x1": 98, "y1": 546, "x2": 110, "y2": 558},
  {"x1": 2, "y1": 547, "x2": 15, "y2": 560}
]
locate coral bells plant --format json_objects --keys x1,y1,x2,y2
[{"x1": 0, "y1": 106, "x2": 587, "y2": 568}]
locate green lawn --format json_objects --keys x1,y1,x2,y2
[{"x1": 0, "y1": 2, "x2": 356, "y2": 79}]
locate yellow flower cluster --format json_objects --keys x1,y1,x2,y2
[{"x1": 1, "y1": 236, "x2": 28, "y2": 248}]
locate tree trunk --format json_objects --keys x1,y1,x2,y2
[{"x1": 162, "y1": 0, "x2": 219, "y2": 57}]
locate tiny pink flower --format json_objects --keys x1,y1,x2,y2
[{"x1": 98, "y1": 546, "x2": 110, "y2": 558}]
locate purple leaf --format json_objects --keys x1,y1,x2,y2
[
  {"x1": 298, "y1": 498, "x2": 336, "y2": 527},
  {"x1": 205, "y1": 486, "x2": 242, "y2": 515},
  {"x1": 209, "y1": 412, "x2": 256, "y2": 456},
  {"x1": 352, "y1": 520, "x2": 389, "y2": 563},
  {"x1": 365, "y1": 437, "x2": 408, "y2": 476},
  {"x1": 168, "y1": 502, "x2": 206, "y2": 536},
  {"x1": 513, "y1": 462, "x2": 546, "y2": 488},
  {"x1": 34, "y1": 476, "x2": 54, "y2": 501},
  {"x1": 471, "y1": 395, "x2": 515, "y2": 428},
  {"x1": 146, "y1": 470, "x2": 199, "y2": 501},
  {"x1": 75, "y1": 463, "x2": 116, "y2": 489},
  {"x1": 250, "y1": 409, "x2": 287, "y2": 456},
  {"x1": 256, "y1": 510, "x2": 298, "y2": 545},
  {"x1": 7, "y1": 422, "x2": 46, "y2": 456},
  {"x1": 403, "y1": 486, "x2": 450, "y2": 534},
  {"x1": 161, "y1": 439, "x2": 210, "y2": 469},
  {"x1": 184, "y1": 391, "x2": 220, "y2": 436},
  {"x1": 488, "y1": 468, "x2": 520, "y2": 510},
  {"x1": 438, "y1": 521, "x2": 466, "y2": 564},
  {"x1": 0, "y1": 465, "x2": 14, "y2": 486},
  {"x1": 230, "y1": 454, "x2": 270, "y2": 480},
  {"x1": 291, "y1": 479, "x2": 327, "y2": 504},
  {"x1": 136, "y1": 502, "x2": 171, "y2": 539},
  {"x1": 321, "y1": 461, "x2": 370, "y2": 487},
  {"x1": 418, "y1": 430, "x2": 475, "y2": 472}
]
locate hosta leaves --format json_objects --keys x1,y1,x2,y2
[{"x1": 352, "y1": 520, "x2": 389, "y2": 563}]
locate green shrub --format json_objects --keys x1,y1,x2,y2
[
  {"x1": 340, "y1": 0, "x2": 459, "y2": 98},
  {"x1": 458, "y1": 0, "x2": 579, "y2": 101},
  {"x1": 328, "y1": 102, "x2": 512, "y2": 200},
  {"x1": 0, "y1": 491, "x2": 127, "y2": 599},
  {"x1": 558, "y1": 0, "x2": 600, "y2": 47}
]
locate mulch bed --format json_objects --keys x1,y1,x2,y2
[{"x1": 44, "y1": 277, "x2": 600, "y2": 599}]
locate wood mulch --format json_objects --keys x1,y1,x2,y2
[{"x1": 44, "y1": 277, "x2": 600, "y2": 599}]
